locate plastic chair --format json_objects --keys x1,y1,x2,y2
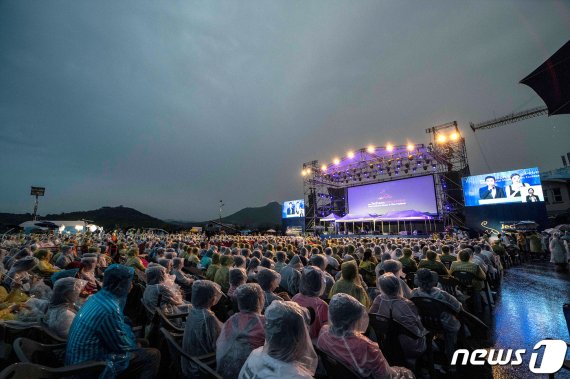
[
  {"x1": 368, "y1": 313, "x2": 421, "y2": 368},
  {"x1": 0, "y1": 361, "x2": 107, "y2": 379},
  {"x1": 314, "y1": 345, "x2": 368, "y2": 379},
  {"x1": 411, "y1": 296, "x2": 459, "y2": 377},
  {"x1": 191, "y1": 356, "x2": 223, "y2": 379},
  {"x1": 12, "y1": 337, "x2": 66, "y2": 367},
  {"x1": 159, "y1": 327, "x2": 216, "y2": 379},
  {"x1": 438, "y1": 275, "x2": 460, "y2": 297},
  {"x1": 155, "y1": 307, "x2": 186, "y2": 333}
]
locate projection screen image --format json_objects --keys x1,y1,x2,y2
[{"x1": 347, "y1": 175, "x2": 438, "y2": 216}]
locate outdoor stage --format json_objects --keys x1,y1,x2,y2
[{"x1": 300, "y1": 122, "x2": 469, "y2": 235}]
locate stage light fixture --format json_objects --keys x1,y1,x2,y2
[
  {"x1": 347, "y1": 150, "x2": 355, "y2": 159},
  {"x1": 321, "y1": 164, "x2": 327, "y2": 171},
  {"x1": 423, "y1": 165, "x2": 428, "y2": 171},
  {"x1": 437, "y1": 134, "x2": 446, "y2": 143},
  {"x1": 333, "y1": 158, "x2": 340, "y2": 165},
  {"x1": 404, "y1": 169, "x2": 409, "y2": 174},
  {"x1": 450, "y1": 132, "x2": 459, "y2": 141},
  {"x1": 404, "y1": 163, "x2": 410, "y2": 168},
  {"x1": 386, "y1": 143, "x2": 394, "y2": 152},
  {"x1": 407, "y1": 143, "x2": 414, "y2": 152},
  {"x1": 369, "y1": 164, "x2": 374, "y2": 169},
  {"x1": 366, "y1": 145, "x2": 375, "y2": 153},
  {"x1": 301, "y1": 170, "x2": 306, "y2": 176},
  {"x1": 306, "y1": 168, "x2": 312, "y2": 174}
]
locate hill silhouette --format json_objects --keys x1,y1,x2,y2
[{"x1": 1, "y1": 202, "x2": 283, "y2": 231}]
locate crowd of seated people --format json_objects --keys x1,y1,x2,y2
[{"x1": 0, "y1": 229, "x2": 546, "y2": 378}]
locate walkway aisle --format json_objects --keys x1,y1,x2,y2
[{"x1": 491, "y1": 262, "x2": 570, "y2": 379}]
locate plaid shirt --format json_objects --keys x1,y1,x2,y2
[
  {"x1": 418, "y1": 259, "x2": 449, "y2": 275},
  {"x1": 65, "y1": 289, "x2": 137, "y2": 377},
  {"x1": 449, "y1": 261, "x2": 486, "y2": 291}
]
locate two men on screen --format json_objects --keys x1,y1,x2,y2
[{"x1": 479, "y1": 176, "x2": 506, "y2": 200}]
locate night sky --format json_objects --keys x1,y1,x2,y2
[{"x1": 1, "y1": 1, "x2": 569, "y2": 221}]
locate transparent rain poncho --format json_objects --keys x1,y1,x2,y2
[
  {"x1": 44, "y1": 277, "x2": 87, "y2": 339},
  {"x1": 292, "y1": 266, "x2": 329, "y2": 340},
  {"x1": 216, "y1": 284, "x2": 265, "y2": 379},
  {"x1": 3, "y1": 256, "x2": 37, "y2": 290},
  {"x1": 298, "y1": 266, "x2": 326, "y2": 297},
  {"x1": 279, "y1": 255, "x2": 303, "y2": 295},
  {"x1": 143, "y1": 265, "x2": 189, "y2": 315},
  {"x1": 239, "y1": 300, "x2": 318, "y2": 379},
  {"x1": 182, "y1": 280, "x2": 223, "y2": 377},
  {"x1": 317, "y1": 293, "x2": 414, "y2": 379},
  {"x1": 228, "y1": 268, "x2": 247, "y2": 300},
  {"x1": 257, "y1": 269, "x2": 283, "y2": 310}
]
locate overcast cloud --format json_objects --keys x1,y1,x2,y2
[{"x1": 1, "y1": 1, "x2": 569, "y2": 220}]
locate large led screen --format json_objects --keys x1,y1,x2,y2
[
  {"x1": 462, "y1": 167, "x2": 544, "y2": 207},
  {"x1": 282, "y1": 199, "x2": 305, "y2": 218},
  {"x1": 347, "y1": 175, "x2": 438, "y2": 216}
]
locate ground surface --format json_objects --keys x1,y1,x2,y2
[{"x1": 490, "y1": 261, "x2": 569, "y2": 379}]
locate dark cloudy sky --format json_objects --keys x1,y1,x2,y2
[{"x1": 1, "y1": 1, "x2": 569, "y2": 221}]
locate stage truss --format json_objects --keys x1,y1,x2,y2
[{"x1": 302, "y1": 121, "x2": 470, "y2": 233}]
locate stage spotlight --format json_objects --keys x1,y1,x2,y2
[
  {"x1": 347, "y1": 150, "x2": 355, "y2": 159},
  {"x1": 450, "y1": 132, "x2": 459, "y2": 141},
  {"x1": 407, "y1": 143, "x2": 414, "y2": 152},
  {"x1": 306, "y1": 168, "x2": 312, "y2": 174},
  {"x1": 333, "y1": 157, "x2": 340, "y2": 165},
  {"x1": 404, "y1": 163, "x2": 410, "y2": 168},
  {"x1": 321, "y1": 164, "x2": 327, "y2": 171},
  {"x1": 369, "y1": 164, "x2": 374, "y2": 169},
  {"x1": 404, "y1": 169, "x2": 409, "y2": 174},
  {"x1": 367, "y1": 145, "x2": 375, "y2": 154},
  {"x1": 437, "y1": 134, "x2": 446, "y2": 144},
  {"x1": 408, "y1": 155, "x2": 413, "y2": 160},
  {"x1": 301, "y1": 170, "x2": 306, "y2": 176},
  {"x1": 386, "y1": 143, "x2": 393, "y2": 152},
  {"x1": 423, "y1": 165, "x2": 428, "y2": 171}
]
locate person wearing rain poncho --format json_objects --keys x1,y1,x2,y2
[
  {"x1": 66, "y1": 264, "x2": 161, "y2": 379},
  {"x1": 329, "y1": 260, "x2": 370, "y2": 308},
  {"x1": 205, "y1": 252, "x2": 221, "y2": 281},
  {"x1": 279, "y1": 255, "x2": 303, "y2": 295},
  {"x1": 79, "y1": 255, "x2": 102, "y2": 295},
  {"x1": 292, "y1": 266, "x2": 329, "y2": 341},
  {"x1": 55, "y1": 245, "x2": 76, "y2": 269},
  {"x1": 317, "y1": 293, "x2": 414, "y2": 379},
  {"x1": 182, "y1": 280, "x2": 223, "y2": 378},
  {"x1": 34, "y1": 249, "x2": 61, "y2": 275},
  {"x1": 257, "y1": 269, "x2": 287, "y2": 310},
  {"x1": 143, "y1": 265, "x2": 191, "y2": 316},
  {"x1": 44, "y1": 277, "x2": 87, "y2": 339},
  {"x1": 171, "y1": 257, "x2": 194, "y2": 300},
  {"x1": 216, "y1": 283, "x2": 266, "y2": 379},
  {"x1": 369, "y1": 273, "x2": 427, "y2": 364},
  {"x1": 125, "y1": 247, "x2": 146, "y2": 272},
  {"x1": 239, "y1": 300, "x2": 318, "y2": 379},
  {"x1": 214, "y1": 255, "x2": 233, "y2": 293},
  {"x1": 3, "y1": 256, "x2": 38, "y2": 296},
  {"x1": 228, "y1": 268, "x2": 247, "y2": 302}
]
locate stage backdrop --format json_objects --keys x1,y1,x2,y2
[{"x1": 347, "y1": 175, "x2": 438, "y2": 216}]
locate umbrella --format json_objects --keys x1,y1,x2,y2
[{"x1": 520, "y1": 40, "x2": 570, "y2": 115}]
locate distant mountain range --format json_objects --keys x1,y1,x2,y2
[
  {"x1": 169, "y1": 201, "x2": 282, "y2": 229},
  {"x1": 0, "y1": 201, "x2": 282, "y2": 231}
]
